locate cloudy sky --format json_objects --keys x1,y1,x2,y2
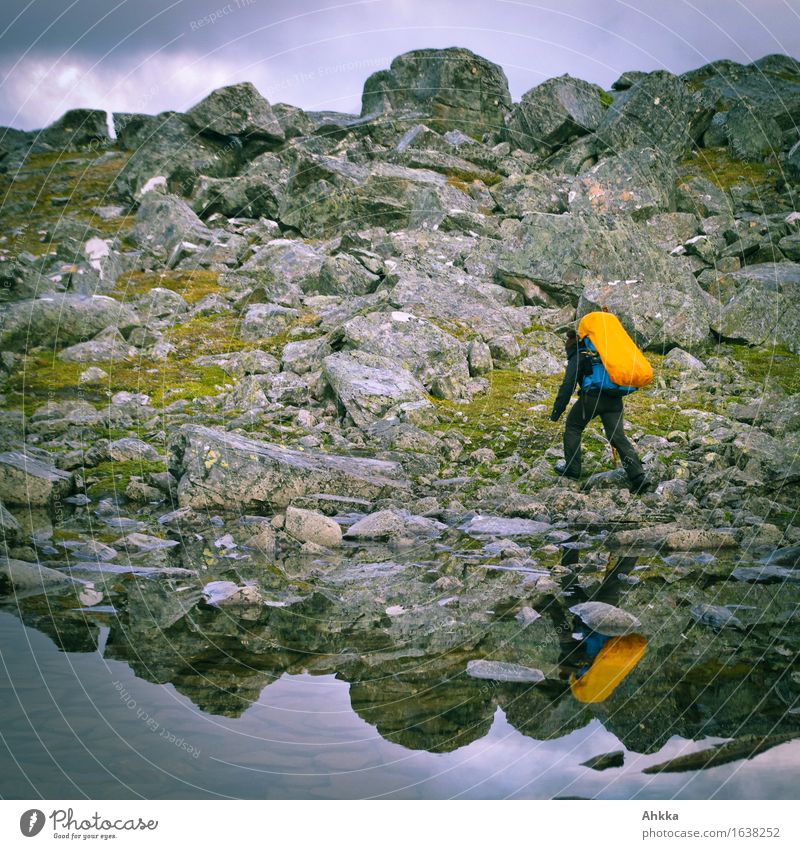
[{"x1": 1, "y1": 0, "x2": 799, "y2": 130}]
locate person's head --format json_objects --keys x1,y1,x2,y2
[{"x1": 565, "y1": 328, "x2": 577, "y2": 351}]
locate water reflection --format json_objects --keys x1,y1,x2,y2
[{"x1": 2, "y1": 528, "x2": 800, "y2": 797}]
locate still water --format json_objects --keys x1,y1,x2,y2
[{"x1": 2, "y1": 608, "x2": 799, "y2": 800}]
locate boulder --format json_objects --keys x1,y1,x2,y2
[
  {"x1": 240, "y1": 239, "x2": 325, "y2": 293},
  {"x1": 567, "y1": 147, "x2": 676, "y2": 221},
  {"x1": 278, "y1": 153, "x2": 480, "y2": 238},
  {"x1": 710, "y1": 263, "x2": 800, "y2": 351},
  {"x1": 0, "y1": 451, "x2": 73, "y2": 506},
  {"x1": 593, "y1": 71, "x2": 712, "y2": 160},
  {"x1": 505, "y1": 74, "x2": 606, "y2": 154},
  {"x1": 724, "y1": 102, "x2": 782, "y2": 161},
  {"x1": 577, "y1": 273, "x2": 711, "y2": 350},
  {"x1": 57, "y1": 326, "x2": 136, "y2": 363},
  {"x1": 108, "y1": 438, "x2": 160, "y2": 462},
  {"x1": 112, "y1": 111, "x2": 241, "y2": 200},
  {"x1": 0, "y1": 557, "x2": 80, "y2": 594},
  {"x1": 240, "y1": 303, "x2": 300, "y2": 341},
  {"x1": 39, "y1": 109, "x2": 109, "y2": 150},
  {"x1": 310, "y1": 254, "x2": 380, "y2": 297},
  {"x1": 489, "y1": 172, "x2": 568, "y2": 216},
  {"x1": 323, "y1": 350, "x2": 432, "y2": 428},
  {"x1": 185, "y1": 82, "x2": 284, "y2": 142},
  {"x1": 131, "y1": 192, "x2": 214, "y2": 255},
  {"x1": 0, "y1": 294, "x2": 140, "y2": 351},
  {"x1": 361, "y1": 48, "x2": 512, "y2": 137},
  {"x1": 284, "y1": 506, "x2": 342, "y2": 547},
  {"x1": 343, "y1": 508, "x2": 445, "y2": 540},
  {"x1": 569, "y1": 601, "x2": 642, "y2": 636},
  {"x1": 496, "y1": 212, "x2": 705, "y2": 319},
  {"x1": 170, "y1": 424, "x2": 409, "y2": 511},
  {"x1": 466, "y1": 660, "x2": 545, "y2": 683},
  {"x1": 339, "y1": 310, "x2": 471, "y2": 399}
]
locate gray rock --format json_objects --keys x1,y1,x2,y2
[
  {"x1": 466, "y1": 660, "x2": 545, "y2": 683},
  {"x1": 113, "y1": 111, "x2": 241, "y2": 200},
  {"x1": 568, "y1": 147, "x2": 676, "y2": 221},
  {"x1": 39, "y1": 109, "x2": 109, "y2": 150},
  {"x1": 108, "y1": 438, "x2": 160, "y2": 462},
  {"x1": 323, "y1": 350, "x2": 432, "y2": 428},
  {"x1": 0, "y1": 451, "x2": 73, "y2": 506},
  {"x1": 310, "y1": 254, "x2": 380, "y2": 298},
  {"x1": 132, "y1": 192, "x2": 214, "y2": 255},
  {"x1": 569, "y1": 601, "x2": 642, "y2": 636},
  {"x1": 663, "y1": 348, "x2": 706, "y2": 370},
  {"x1": 724, "y1": 102, "x2": 782, "y2": 161},
  {"x1": 506, "y1": 74, "x2": 606, "y2": 154},
  {"x1": 0, "y1": 294, "x2": 140, "y2": 351},
  {"x1": 171, "y1": 424, "x2": 409, "y2": 511},
  {"x1": 285, "y1": 506, "x2": 342, "y2": 547},
  {"x1": 467, "y1": 339, "x2": 493, "y2": 375},
  {"x1": 0, "y1": 557, "x2": 80, "y2": 594},
  {"x1": 460, "y1": 516, "x2": 551, "y2": 537},
  {"x1": 57, "y1": 326, "x2": 136, "y2": 363},
  {"x1": 361, "y1": 48, "x2": 511, "y2": 137},
  {"x1": 690, "y1": 603, "x2": 743, "y2": 630},
  {"x1": 344, "y1": 509, "x2": 445, "y2": 540},
  {"x1": 339, "y1": 310, "x2": 470, "y2": 399},
  {"x1": 577, "y1": 273, "x2": 710, "y2": 350},
  {"x1": 593, "y1": 71, "x2": 712, "y2": 160},
  {"x1": 185, "y1": 81, "x2": 284, "y2": 141},
  {"x1": 136, "y1": 287, "x2": 189, "y2": 319},
  {"x1": 240, "y1": 303, "x2": 300, "y2": 341},
  {"x1": 0, "y1": 501, "x2": 21, "y2": 541},
  {"x1": 490, "y1": 171, "x2": 568, "y2": 216}
]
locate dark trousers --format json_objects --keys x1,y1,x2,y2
[{"x1": 563, "y1": 393, "x2": 645, "y2": 484}]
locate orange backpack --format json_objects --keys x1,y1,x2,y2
[{"x1": 577, "y1": 311, "x2": 654, "y2": 390}]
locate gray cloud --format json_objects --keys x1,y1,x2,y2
[{"x1": 1, "y1": 0, "x2": 798, "y2": 128}]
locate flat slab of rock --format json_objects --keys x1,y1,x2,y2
[
  {"x1": 1, "y1": 557, "x2": 80, "y2": 594},
  {"x1": 460, "y1": 515, "x2": 550, "y2": 537},
  {"x1": 466, "y1": 660, "x2": 545, "y2": 683},
  {"x1": 171, "y1": 425, "x2": 409, "y2": 511},
  {"x1": 0, "y1": 451, "x2": 73, "y2": 506},
  {"x1": 569, "y1": 601, "x2": 642, "y2": 636},
  {"x1": 607, "y1": 523, "x2": 737, "y2": 551}
]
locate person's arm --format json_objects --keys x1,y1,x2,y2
[{"x1": 550, "y1": 352, "x2": 579, "y2": 421}]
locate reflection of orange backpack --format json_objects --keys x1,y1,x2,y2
[
  {"x1": 570, "y1": 634, "x2": 647, "y2": 704},
  {"x1": 578, "y1": 311, "x2": 653, "y2": 391}
]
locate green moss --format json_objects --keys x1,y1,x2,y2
[
  {"x1": 113, "y1": 269, "x2": 223, "y2": 305},
  {"x1": 431, "y1": 368, "x2": 563, "y2": 459},
  {"x1": 0, "y1": 148, "x2": 133, "y2": 258},
  {"x1": 599, "y1": 90, "x2": 614, "y2": 108},
  {"x1": 679, "y1": 147, "x2": 775, "y2": 192},
  {"x1": 725, "y1": 342, "x2": 800, "y2": 395},
  {"x1": 85, "y1": 459, "x2": 165, "y2": 498}
]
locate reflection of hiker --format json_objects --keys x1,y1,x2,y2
[
  {"x1": 549, "y1": 323, "x2": 652, "y2": 494},
  {"x1": 570, "y1": 634, "x2": 647, "y2": 703}
]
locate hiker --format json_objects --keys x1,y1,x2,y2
[{"x1": 549, "y1": 328, "x2": 652, "y2": 493}]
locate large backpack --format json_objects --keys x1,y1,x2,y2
[{"x1": 577, "y1": 311, "x2": 653, "y2": 396}]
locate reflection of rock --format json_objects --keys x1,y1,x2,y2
[
  {"x1": 643, "y1": 733, "x2": 800, "y2": 774},
  {"x1": 348, "y1": 665, "x2": 495, "y2": 753}
]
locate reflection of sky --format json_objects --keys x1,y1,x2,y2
[{"x1": 2, "y1": 612, "x2": 798, "y2": 799}]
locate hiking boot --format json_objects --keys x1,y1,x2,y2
[
  {"x1": 629, "y1": 477, "x2": 653, "y2": 494},
  {"x1": 555, "y1": 461, "x2": 581, "y2": 480}
]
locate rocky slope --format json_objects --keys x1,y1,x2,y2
[{"x1": 1, "y1": 48, "x2": 799, "y2": 761}]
